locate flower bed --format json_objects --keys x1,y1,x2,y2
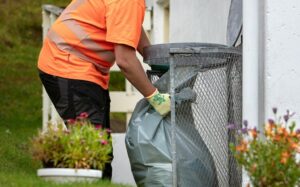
[
  {"x1": 31, "y1": 113, "x2": 112, "y2": 171},
  {"x1": 229, "y1": 109, "x2": 300, "y2": 186}
]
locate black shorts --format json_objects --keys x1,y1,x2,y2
[{"x1": 39, "y1": 69, "x2": 111, "y2": 129}]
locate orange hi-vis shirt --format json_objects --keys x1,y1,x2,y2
[{"x1": 38, "y1": 0, "x2": 146, "y2": 89}]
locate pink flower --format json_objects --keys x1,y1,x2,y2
[
  {"x1": 80, "y1": 112, "x2": 89, "y2": 118},
  {"x1": 76, "y1": 112, "x2": 89, "y2": 120},
  {"x1": 100, "y1": 140, "x2": 108, "y2": 145},
  {"x1": 106, "y1": 128, "x2": 112, "y2": 133},
  {"x1": 94, "y1": 124, "x2": 102, "y2": 129},
  {"x1": 67, "y1": 119, "x2": 75, "y2": 124}
]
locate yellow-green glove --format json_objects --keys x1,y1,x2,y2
[{"x1": 146, "y1": 89, "x2": 171, "y2": 116}]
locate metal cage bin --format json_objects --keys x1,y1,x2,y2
[{"x1": 144, "y1": 43, "x2": 243, "y2": 187}]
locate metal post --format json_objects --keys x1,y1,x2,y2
[
  {"x1": 243, "y1": 0, "x2": 265, "y2": 129},
  {"x1": 170, "y1": 54, "x2": 177, "y2": 187},
  {"x1": 42, "y1": 9, "x2": 51, "y2": 130}
]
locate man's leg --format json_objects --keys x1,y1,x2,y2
[
  {"x1": 39, "y1": 70, "x2": 113, "y2": 179},
  {"x1": 69, "y1": 78, "x2": 113, "y2": 179}
]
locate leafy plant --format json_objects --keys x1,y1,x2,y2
[
  {"x1": 229, "y1": 108, "x2": 300, "y2": 187},
  {"x1": 30, "y1": 113, "x2": 112, "y2": 170}
]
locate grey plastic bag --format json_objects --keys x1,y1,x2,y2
[{"x1": 125, "y1": 71, "x2": 218, "y2": 187}]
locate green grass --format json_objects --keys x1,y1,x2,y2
[
  {"x1": 0, "y1": 1, "x2": 130, "y2": 185},
  {"x1": 0, "y1": 172, "x2": 129, "y2": 187}
]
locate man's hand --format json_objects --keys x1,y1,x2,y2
[{"x1": 146, "y1": 89, "x2": 170, "y2": 116}]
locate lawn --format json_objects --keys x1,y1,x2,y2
[{"x1": 0, "y1": 0, "x2": 131, "y2": 186}]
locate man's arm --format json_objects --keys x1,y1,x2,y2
[
  {"x1": 114, "y1": 44, "x2": 155, "y2": 97},
  {"x1": 115, "y1": 43, "x2": 170, "y2": 116},
  {"x1": 137, "y1": 27, "x2": 151, "y2": 57}
]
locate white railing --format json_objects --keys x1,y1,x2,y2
[
  {"x1": 41, "y1": 4, "x2": 150, "y2": 129},
  {"x1": 41, "y1": 5, "x2": 63, "y2": 129}
]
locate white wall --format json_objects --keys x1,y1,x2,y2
[
  {"x1": 151, "y1": 0, "x2": 169, "y2": 43},
  {"x1": 264, "y1": 0, "x2": 300, "y2": 122},
  {"x1": 169, "y1": 0, "x2": 231, "y2": 44}
]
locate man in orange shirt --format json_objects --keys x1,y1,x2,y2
[{"x1": 38, "y1": 0, "x2": 170, "y2": 179}]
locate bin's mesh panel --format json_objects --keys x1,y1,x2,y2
[
  {"x1": 147, "y1": 49, "x2": 242, "y2": 187},
  {"x1": 171, "y1": 52, "x2": 242, "y2": 187},
  {"x1": 146, "y1": 70, "x2": 165, "y2": 83}
]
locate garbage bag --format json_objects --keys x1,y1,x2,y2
[{"x1": 125, "y1": 70, "x2": 219, "y2": 187}]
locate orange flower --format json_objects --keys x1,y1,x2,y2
[
  {"x1": 290, "y1": 131, "x2": 297, "y2": 137},
  {"x1": 286, "y1": 136, "x2": 293, "y2": 143},
  {"x1": 280, "y1": 151, "x2": 290, "y2": 164},
  {"x1": 265, "y1": 123, "x2": 275, "y2": 137},
  {"x1": 290, "y1": 142, "x2": 300, "y2": 152},
  {"x1": 249, "y1": 128, "x2": 258, "y2": 139},
  {"x1": 278, "y1": 127, "x2": 288, "y2": 137},
  {"x1": 273, "y1": 135, "x2": 281, "y2": 142},
  {"x1": 236, "y1": 140, "x2": 248, "y2": 152},
  {"x1": 296, "y1": 129, "x2": 300, "y2": 138}
]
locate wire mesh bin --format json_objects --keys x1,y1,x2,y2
[{"x1": 144, "y1": 44, "x2": 242, "y2": 187}]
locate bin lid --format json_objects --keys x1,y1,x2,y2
[
  {"x1": 144, "y1": 43, "x2": 226, "y2": 62},
  {"x1": 226, "y1": 0, "x2": 243, "y2": 47}
]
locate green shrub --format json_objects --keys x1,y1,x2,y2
[{"x1": 229, "y1": 109, "x2": 300, "y2": 187}]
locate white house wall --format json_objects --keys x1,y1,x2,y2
[
  {"x1": 264, "y1": 0, "x2": 300, "y2": 122},
  {"x1": 152, "y1": 1, "x2": 168, "y2": 43},
  {"x1": 169, "y1": 0, "x2": 231, "y2": 44}
]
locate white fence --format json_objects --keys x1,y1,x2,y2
[{"x1": 41, "y1": 4, "x2": 151, "y2": 129}]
